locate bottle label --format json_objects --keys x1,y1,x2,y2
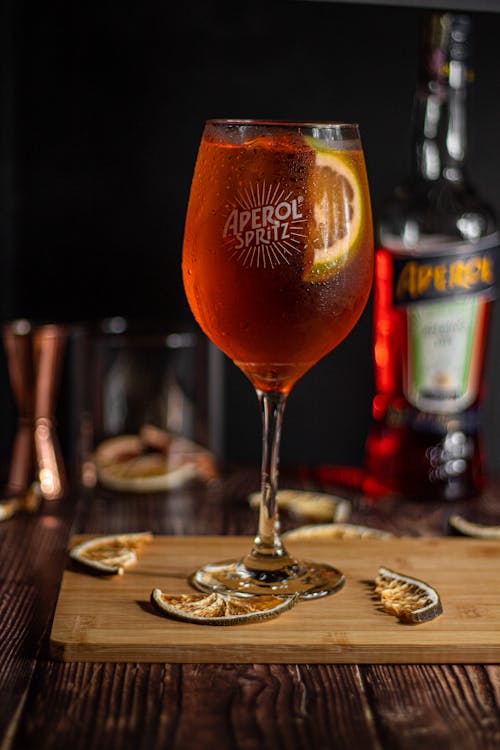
[
  {"x1": 392, "y1": 244, "x2": 496, "y2": 306},
  {"x1": 405, "y1": 296, "x2": 486, "y2": 413},
  {"x1": 386, "y1": 239, "x2": 498, "y2": 415}
]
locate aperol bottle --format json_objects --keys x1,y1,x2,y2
[{"x1": 364, "y1": 13, "x2": 498, "y2": 502}]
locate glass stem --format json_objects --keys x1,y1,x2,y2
[{"x1": 243, "y1": 389, "x2": 296, "y2": 573}]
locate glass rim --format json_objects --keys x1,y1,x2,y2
[{"x1": 206, "y1": 118, "x2": 360, "y2": 130}]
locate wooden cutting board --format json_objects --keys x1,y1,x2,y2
[{"x1": 50, "y1": 535, "x2": 500, "y2": 663}]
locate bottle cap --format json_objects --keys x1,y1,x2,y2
[{"x1": 419, "y1": 13, "x2": 474, "y2": 88}]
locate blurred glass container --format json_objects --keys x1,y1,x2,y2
[{"x1": 71, "y1": 317, "x2": 215, "y2": 492}]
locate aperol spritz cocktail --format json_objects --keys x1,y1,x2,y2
[{"x1": 183, "y1": 120, "x2": 373, "y2": 598}]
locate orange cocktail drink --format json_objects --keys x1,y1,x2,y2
[
  {"x1": 183, "y1": 122, "x2": 373, "y2": 394},
  {"x1": 182, "y1": 120, "x2": 373, "y2": 599}
]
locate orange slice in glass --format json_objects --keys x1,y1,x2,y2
[{"x1": 303, "y1": 145, "x2": 363, "y2": 282}]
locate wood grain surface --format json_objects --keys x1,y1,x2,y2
[
  {"x1": 51, "y1": 535, "x2": 500, "y2": 664},
  {"x1": 2, "y1": 470, "x2": 500, "y2": 750}
]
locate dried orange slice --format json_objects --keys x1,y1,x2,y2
[
  {"x1": 449, "y1": 514, "x2": 500, "y2": 540},
  {"x1": 93, "y1": 430, "x2": 215, "y2": 492},
  {"x1": 0, "y1": 497, "x2": 19, "y2": 522},
  {"x1": 150, "y1": 590, "x2": 298, "y2": 626},
  {"x1": 284, "y1": 523, "x2": 393, "y2": 541},
  {"x1": 93, "y1": 434, "x2": 144, "y2": 466},
  {"x1": 70, "y1": 531, "x2": 153, "y2": 575},
  {"x1": 0, "y1": 483, "x2": 42, "y2": 522},
  {"x1": 97, "y1": 455, "x2": 198, "y2": 493},
  {"x1": 248, "y1": 489, "x2": 351, "y2": 523},
  {"x1": 375, "y1": 567, "x2": 443, "y2": 624}
]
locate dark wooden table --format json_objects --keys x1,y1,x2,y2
[{"x1": 1, "y1": 467, "x2": 500, "y2": 750}]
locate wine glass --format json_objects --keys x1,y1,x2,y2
[{"x1": 182, "y1": 120, "x2": 373, "y2": 599}]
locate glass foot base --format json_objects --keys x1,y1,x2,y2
[{"x1": 190, "y1": 558, "x2": 345, "y2": 599}]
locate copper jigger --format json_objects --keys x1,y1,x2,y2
[{"x1": 3, "y1": 320, "x2": 67, "y2": 500}]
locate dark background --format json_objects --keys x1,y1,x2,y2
[{"x1": 1, "y1": 0, "x2": 500, "y2": 473}]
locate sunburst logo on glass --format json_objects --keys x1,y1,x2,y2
[{"x1": 222, "y1": 181, "x2": 306, "y2": 268}]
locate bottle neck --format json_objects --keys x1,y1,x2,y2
[
  {"x1": 411, "y1": 65, "x2": 469, "y2": 183},
  {"x1": 411, "y1": 13, "x2": 473, "y2": 184}
]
